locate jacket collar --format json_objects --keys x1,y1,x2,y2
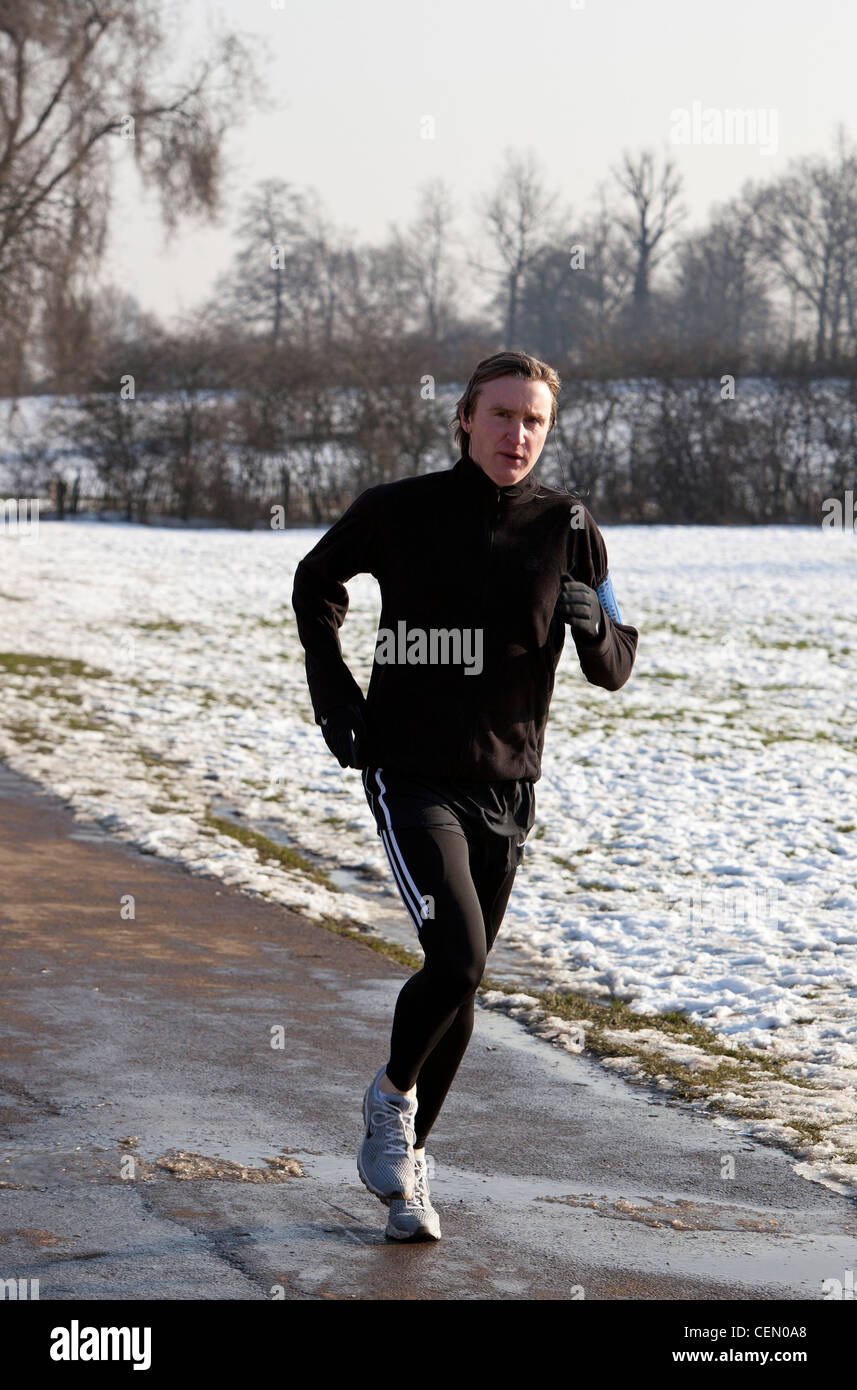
[{"x1": 451, "y1": 452, "x2": 540, "y2": 503}]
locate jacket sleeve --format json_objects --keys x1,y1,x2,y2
[
  {"x1": 290, "y1": 487, "x2": 380, "y2": 722},
  {"x1": 566, "y1": 508, "x2": 638, "y2": 691}
]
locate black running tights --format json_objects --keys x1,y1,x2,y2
[{"x1": 377, "y1": 823, "x2": 519, "y2": 1148}]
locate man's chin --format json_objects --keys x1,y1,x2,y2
[
  {"x1": 471, "y1": 452, "x2": 529, "y2": 485},
  {"x1": 495, "y1": 458, "x2": 525, "y2": 481}
]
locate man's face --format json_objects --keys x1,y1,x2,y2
[{"x1": 459, "y1": 376, "x2": 553, "y2": 486}]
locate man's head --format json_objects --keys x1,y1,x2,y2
[{"x1": 451, "y1": 350, "x2": 560, "y2": 488}]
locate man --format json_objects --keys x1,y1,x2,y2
[{"x1": 291, "y1": 350, "x2": 638, "y2": 1242}]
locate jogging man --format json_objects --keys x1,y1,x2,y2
[{"x1": 291, "y1": 350, "x2": 638, "y2": 1241}]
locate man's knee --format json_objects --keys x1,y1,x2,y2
[{"x1": 427, "y1": 952, "x2": 486, "y2": 1004}]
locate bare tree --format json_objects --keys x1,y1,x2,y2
[
  {"x1": 610, "y1": 148, "x2": 685, "y2": 337},
  {"x1": 475, "y1": 146, "x2": 565, "y2": 344},
  {"x1": 576, "y1": 190, "x2": 635, "y2": 352},
  {"x1": 339, "y1": 239, "x2": 415, "y2": 342},
  {"x1": 389, "y1": 178, "x2": 460, "y2": 341},
  {"x1": 211, "y1": 180, "x2": 354, "y2": 348},
  {"x1": 0, "y1": 0, "x2": 262, "y2": 392},
  {"x1": 670, "y1": 193, "x2": 771, "y2": 363},
  {"x1": 752, "y1": 126, "x2": 857, "y2": 364}
]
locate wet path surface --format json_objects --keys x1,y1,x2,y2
[{"x1": 1, "y1": 761, "x2": 854, "y2": 1300}]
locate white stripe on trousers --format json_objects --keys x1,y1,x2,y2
[{"x1": 363, "y1": 766, "x2": 429, "y2": 931}]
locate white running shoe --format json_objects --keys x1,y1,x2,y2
[
  {"x1": 357, "y1": 1066, "x2": 417, "y2": 1205},
  {"x1": 385, "y1": 1149, "x2": 441, "y2": 1242}
]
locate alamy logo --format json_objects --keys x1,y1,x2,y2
[
  {"x1": 50, "y1": 1321, "x2": 151, "y2": 1370},
  {"x1": 375, "y1": 622, "x2": 483, "y2": 676},
  {"x1": 0, "y1": 497, "x2": 39, "y2": 538},
  {"x1": 821, "y1": 490, "x2": 856, "y2": 532},
  {"x1": 1, "y1": 1276, "x2": 39, "y2": 1299},
  {"x1": 676, "y1": 882, "x2": 780, "y2": 929},
  {"x1": 669, "y1": 101, "x2": 778, "y2": 156},
  {"x1": 821, "y1": 1270, "x2": 855, "y2": 1299}
]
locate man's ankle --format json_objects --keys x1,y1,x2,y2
[{"x1": 378, "y1": 1070, "x2": 416, "y2": 1099}]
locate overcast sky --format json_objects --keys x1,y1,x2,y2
[{"x1": 102, "y1": 0, "x2": 857, "y2": 324}]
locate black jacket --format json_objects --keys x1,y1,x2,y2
[{"x1": 291, "y1": 452, "x2": 639, "y2": 782}]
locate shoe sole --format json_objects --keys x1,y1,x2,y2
[
  {"x1": 384, "y1": 1227, "x2": 441, "y2": 1242},
  {"x1": 357, "y1": 1084, "x2": 415, "y2": 1206}
]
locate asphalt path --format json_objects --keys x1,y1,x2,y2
[{"x1": 1, "y1": 760, "x2": 854, "y2": 1301}]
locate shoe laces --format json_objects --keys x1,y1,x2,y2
[
  {"x1": 370, "y1": 1093, "x2": 415, "y2": 1155},
  {"x1": 401, "y1": 1153, "x2": 431, "y2": 1212}
]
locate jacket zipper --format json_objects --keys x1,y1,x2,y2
[
  {"x1": 481, "y1": 486, "x2": 500, "y2": 606},
  {"x1": 464, "y1": 487, "x2": 502, "y2": 761}
]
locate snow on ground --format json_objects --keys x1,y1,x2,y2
[{"x1": 1, "y1": 517, "x2": 856, "y2": 1188}]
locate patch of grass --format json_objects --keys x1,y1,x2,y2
[
  {"x1": 549, "y1": 847, "x2": 598, "y2": 871},
  {"x1": 751, "y1": 635, "x2": 812, "y2": 651},
  {"x1": 759, "y1": 730, "x2": 844, "y2": 748},
  {"x1": 315, "y1": 914, "x2": 422, "y2": 970},
  {"x1": 0, "y1": 651, "x2": 110, "y2": 679},
  {"x1": 24, "y1": 684, "x2": 84, "y2": 704},
  {"x1": 65, "y1": 714, "x2": 111, "y2": 731},
  {"x1": 835, "y1": 824, "x2": 856, "y2": 834},
  {"x1": 777, "y1": 1119, "x2": 828, "y2": 1148},
  {"x1": 126, "y1": 678, "x2": 162, "y2": 695},
  {"x1": 644, "y1": 622, "x2": 696, "y2": 638},
  {"x1": 135, "y1": 747, "x2": 189, "y2": 770},
  {"x1": 237, "y1": 609, "x2": 293, "y2": 629},
  {"x1": 204, "y1": 810, "x2": 336, "y2": 890},
  {"x1": 0, "y1": 592, "x2": 24, "y2": 601},
  {"x1": 5, "y1": 725, "x2": 54, "y2": 755},
  {"x1": 195, "y1": 689, "x2": 252, "y2": 709},
  {"x1": 130, "y1": 620, "x2": 186, "y2": 633},
  {"x1": 474, "y1": 984, "x2": 814, "y2": 1093},
  {"x1": 7, "y1": 718, "x2": 47, "y2": 746}
]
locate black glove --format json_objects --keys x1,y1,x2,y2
[
  {"x1": 319, "y1": 701, "x2": 367, "y2": 768},
  {"x1": 556, "y1": 575, "x2": 603, "y2": 642}
]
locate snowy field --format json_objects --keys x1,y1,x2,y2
[{"x1": 1, "y1": 518, "x2": 856, "y2": 1190}]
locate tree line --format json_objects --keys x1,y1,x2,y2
[
  {"x1": 4, "y1": 360, "x2": 852, "y2": 527},
  {"x1": 1, "y1": 2, "x2": 855, "y2": 523}
]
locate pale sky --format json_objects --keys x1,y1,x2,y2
[{"x1": 102, "y1": 0, "x2": 857, "y2": 324}]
